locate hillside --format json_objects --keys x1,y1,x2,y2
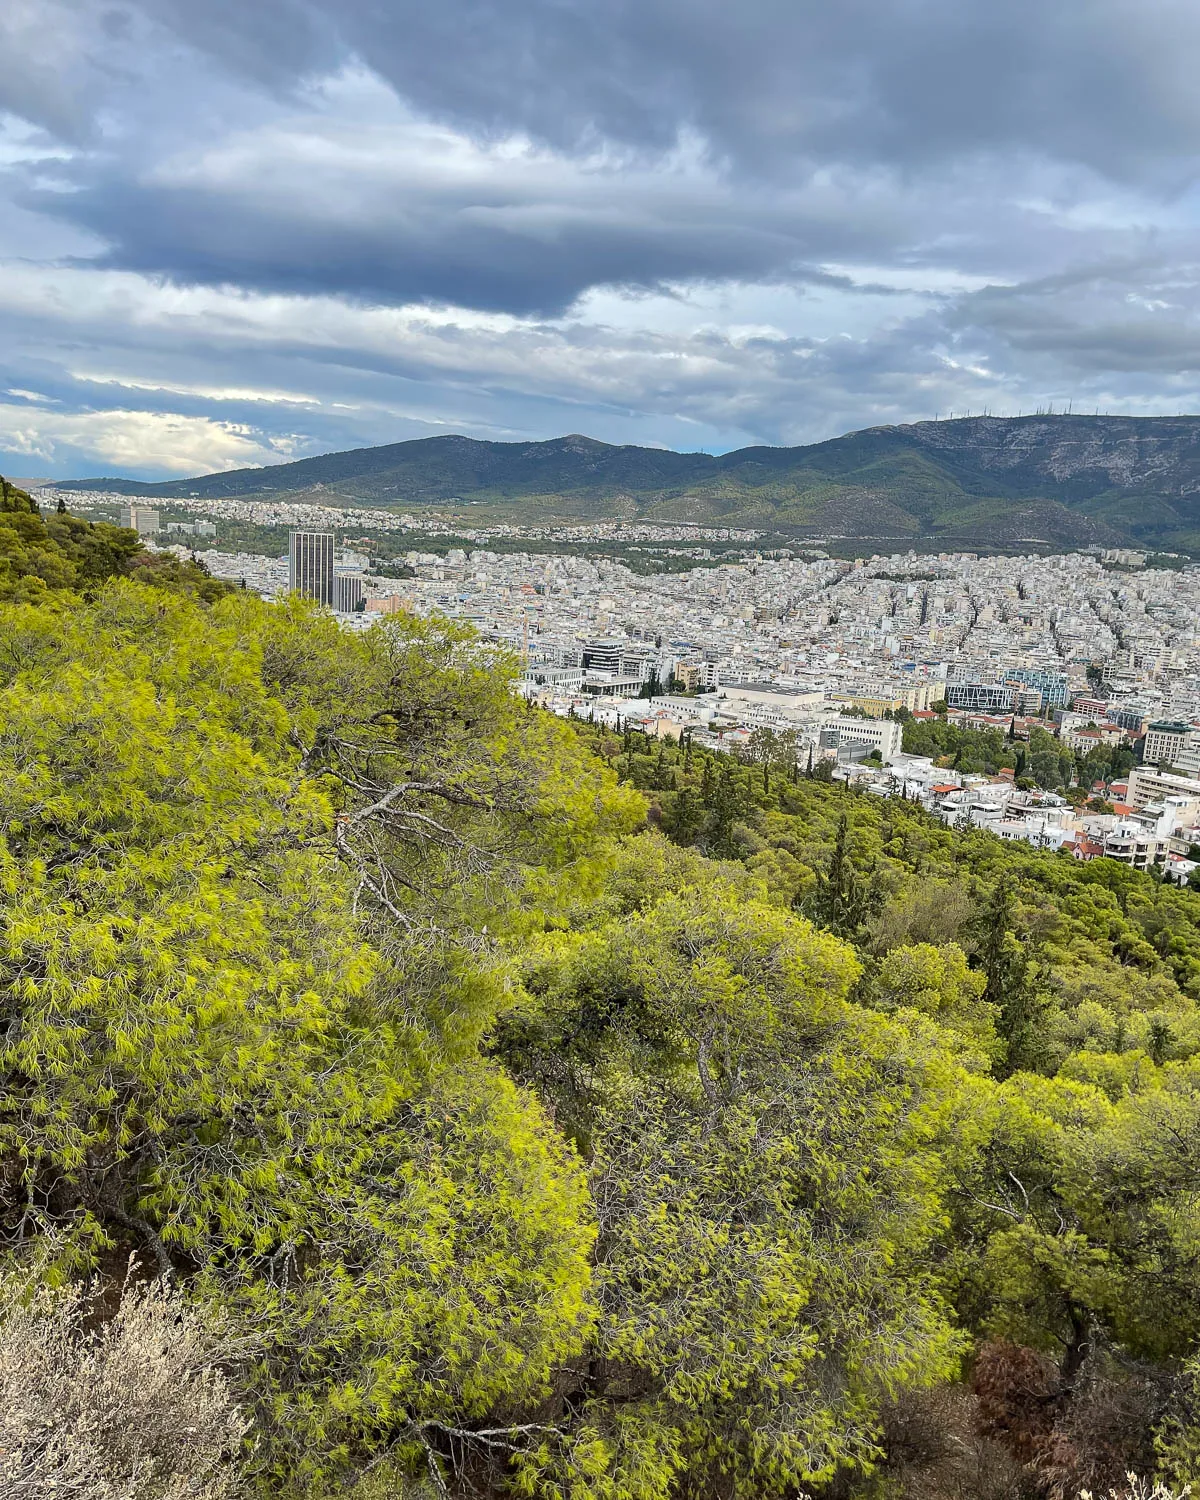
[
  {"x1": 53, "y1": 413, "x2": 1200, "y2": 550},
  {"x1": 5, "y1": 522, "x2": 1200, "y2": 1497},
  {"x1": 0, "y1": 474, "x2": 230, "y2": 602}
]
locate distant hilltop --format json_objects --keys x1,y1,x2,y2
[{"x1": 50, "y1": 414, "x2": 1200, "y2": 552}]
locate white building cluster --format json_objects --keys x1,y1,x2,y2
[{"x1": 57, "y1": 486, "x2": 1200, "y2": 880}]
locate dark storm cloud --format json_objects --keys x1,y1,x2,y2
[
  {"x1": 27, "y1": 164, "x2": 868, "y2": 318},
  {"x1": 118, "y1": 0, "x2": 1200, "y2": 182},
  {"x1": 7, "y1": 0, "x2": 1200, "y2": 316}
]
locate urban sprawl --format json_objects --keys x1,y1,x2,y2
[{"x1": 52, "y1": 487, "x2": 1200, "y2": 886}]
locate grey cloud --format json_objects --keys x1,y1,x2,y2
[
  {"x1": 118, "y1": 0, "x2": 1200, "y2": 186},
  {"x1": 15, "y1": 101, "x2": 1153, "y2": 317},
  {"x1": 948, "y1": 263, "x2": 1200, "y2": 377},
  {"x1": 30, "y1": 170, "x2": 861, "y2": 318},
  {"x1": 0, "y1": 262, "x2": 1070, "y2": 463}
]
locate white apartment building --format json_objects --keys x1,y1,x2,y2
[
  {"x1": 1101, "y1": 823, "x2": 1167, "y2": 872},
  {"x1": 1127, "y1": 765, "x2": 1200, "y2": 810}
]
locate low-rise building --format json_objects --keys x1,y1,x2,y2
[
  {"x1": 1100, "y1": 823, "x2": 1168, "y2": 871},
  {"x1": 1061, "y1": 723, "x2": 1126, "y2": 754},
  {"x1": 1128, "y1": 765, "x2": 1200, "y2": 810},
  {"x1": 822, "y1": 715, "x2": 903, "y2": 761}
]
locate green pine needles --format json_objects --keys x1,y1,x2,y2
[{"x1": 2, "y1": 570, "x2": 1200, "y2": 1498}]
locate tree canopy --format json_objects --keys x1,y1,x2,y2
[
  {"x1": 1, "y1": 552, "x2": 1199, "y2": 1499},
  {"x1": 0, "y1": 475, "x2": 229, "y2": 603}
]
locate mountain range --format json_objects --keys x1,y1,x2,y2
[{"x1": 54, "y1": 414, "x2": 1200, "y2": 552}]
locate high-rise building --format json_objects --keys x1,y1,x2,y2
[
  {"x1": 334, "y1": 571, "x2": 366, "y2": 613},
  {"x1": 120, "y1": 504, "x2": 160, "y2": 536},
  {"x1": 581, "y1": 638, "x2": 625, "y2": 674},
  {"x1": 289, "y1": 531, "x2": 335, "y2": 606}
]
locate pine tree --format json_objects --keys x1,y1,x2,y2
[
  {"x1": 706, "y1": 767, "x2": 742, "y2": 856},
  {"x1": 970, "y1": 882, "x2": 1049, "y2": 1077},
  {"x1": 667, "y1": 785, "x2": 705, "y2": 845},
  {"x1": 801, "y1": 814, "x2": 878, "y2": 939}
]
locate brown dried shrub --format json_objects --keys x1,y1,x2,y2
[
  {"x1": 1036, "y1": 1355, "x2": 1164, "y2": 1500},
  {"x1": 852, "y1": 1383, "x2": 1039, "y2": 1500},
  {"x1": 973, "y1": 1340, "x2": 1060, "y2": 1465},
  {"x1": 0, "y1": 1267, "x2": 249, "y2": 1500}
]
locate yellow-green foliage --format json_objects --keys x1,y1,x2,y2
[
  {"x1": 501, "y1": 861, "x2": 968, "y2": 1496},
  {"x1": 0, "y1": 583, "x2": 636, "y2": 1493},
  {"x1": 8, "y1": 577, "x2": 1200, "y2": 1499}
]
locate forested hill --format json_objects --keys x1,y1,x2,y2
[
  {"x1": 4, "y1": 523, "x2": 1200, "y2": 1496},
  {"x1": 53, "y1": 413, "x2": 1200, "y2": 550},
  {"x1": 0, "y1": 472, "x2": 230, "y2": 602}
]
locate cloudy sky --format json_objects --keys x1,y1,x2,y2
[{"x1": 4, "y1": 0, "x2": 1200, "y2": 478}]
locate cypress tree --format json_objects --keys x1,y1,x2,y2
[
  {"x1": 971, "y1": 882, "x2": 1049, "y2": 1077},
  {"x1": 801, "y1": 813, "x2": 877, "y2": 940}
]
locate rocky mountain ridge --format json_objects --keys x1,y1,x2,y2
[{"x1": 53, "y1": 414, "x2": 1200, "y2": 551}]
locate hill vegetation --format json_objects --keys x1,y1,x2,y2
[
  {"x1": 0, "y1": 474, "x2": 230, "y2": 603},
  {"x1": 54, "y1": 414, "x2": 1200, "y2": 551},
  {"x1": 2, "y1": 493, "x2": 1200, "y2": 1498}
]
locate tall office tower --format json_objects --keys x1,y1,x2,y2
[
  {"x1": 334, "y1": 571, "x2": 366, "y2": 613},
  {"x1": 289, "y1": 530, "x2": 335, "y2": 606}
]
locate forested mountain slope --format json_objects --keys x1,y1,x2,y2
[
  {"x1": 54, "y1": 413, "x2": 1200, "y2": 550},
  {"x1": 1, "y1": 532, "x2": 1200, "y2": 1497}
]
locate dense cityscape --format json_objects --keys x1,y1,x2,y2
[{"x1": 42, "y1": 486, "x2": 1200, "y2": 887}]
